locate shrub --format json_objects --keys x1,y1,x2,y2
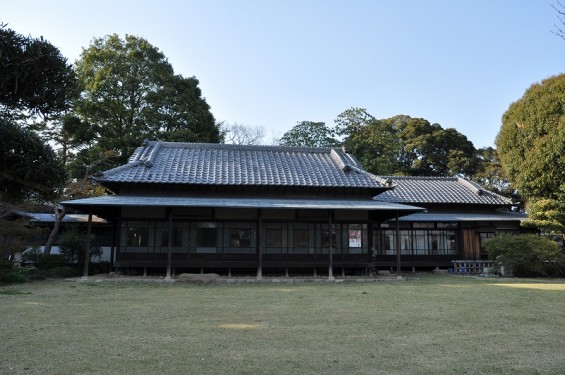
[
  {"x1": 58, "y1": 228, "x2": 103, "y2": 264},
  {"x1": 0, "y1": 269, "x2": 27, "y2": 283},
  {"x1": 485, "y1": 233, "x2": 565, "y2": 277},
  {"x1": 37, "y1": 254, "x2": 68, "y2": 269},
  {"x1": 42, "y1": 267, "x2": 82, "y2": 278},
  {"x1": 22, "y1": 247, "x2": 43, "y2": 266},
  {"x1": 22, "y1": 249, "x2": 68, "y2": 269}
]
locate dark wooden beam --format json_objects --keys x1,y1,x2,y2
[
  {"x1": 256, "y1": 209, "x2": 263, "y2": 280},
  {"x1": 396, "y1": 212, "x2": 401, "y2": 277},
  {"x1": 82, "y1": 209, "x2": 92, "y2": 278},
  {"x1": 328, "y1": 210, "x2": 334, "y2": 280},
  {"x1": 166, "y1": 209, "x2": 172, "y2": 280}
]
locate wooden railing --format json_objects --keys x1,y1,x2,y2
[{"x1": 452, "y1": 260, "x2": 495, "y2": 274}]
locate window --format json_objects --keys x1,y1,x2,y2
[
  {"x1": 400, "y1": 230, "x2": 411, "y2": 255},
  {"x1": 161, "y1": 225, "x2": 183, "y2": 247},
  {"x1": 127, "y1": 227, "x2": 148, "y2": 247},
  {"x1": 266, "y1": 229, "x2": 282, "y2": 248},
  {"x1": 383, "y1": 230, "x2": 396, "y2": 255},
  {"x1": 230, "y1": 229, "x2": 251, "y2": 248},
  {"x1": 294, "y1": 229, "x2": 309, "y2": 248},
  {"x1": 437, "y1": 222, "x2": 457, "y2": 229},
  {"x1": 322, "y1": 229, "x2": 336, "y2": 249},
  {"x1": 375, "y1": 225, "x2": 459, "y2": 256},
  {"x1": 413, "y1": 230, "x2": 428, "y2": 255},
  {"x1": 413, "y1": 222, "x2": 434, "y2": 228},
  {"x1": 197, "y1": 224, "x2": 218, "y2": 248}
]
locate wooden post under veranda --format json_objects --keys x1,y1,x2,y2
[
  {"x1": 328, "y1": 211, "x2": 334, "y2": 280},
  {"x1": 82, "y1": 209, "x2": 93, "y2": 279},
  {"x1": 396, "y1": 211, "x2": 401, "y2": 278},
  {"x1": 166, "y1": 210, "x2": 172, "y2": 280},
  {"x1": 256, "y1": 209, "x2": 263, "y2": 280}
]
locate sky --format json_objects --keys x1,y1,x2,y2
[{"x1": 3, "y1": 0, "x2": 565, "y2": 148}]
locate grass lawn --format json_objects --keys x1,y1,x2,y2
[{"x1": 1, "y1": 275, "x2": 564, "y2": 375}]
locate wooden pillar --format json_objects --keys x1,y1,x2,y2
[
  {"x1": 82, "y1": 209, "x2": 93, "y2": 278},
  {"x1": 328, "y1": 211, "x2": 334, "y2": 280},
  {"x1": 109, "y1": 220, "x2": 117, "y2": 273},
  {"x1": 165, "y1": 210, "x2": 172, "y2": 280},
  {"x1": 368, "y1": 221, "x2": 374, "y2": 275},
  {"x1": 396, "y1": 212, "x2": 401, "y2": 277},
  {"x1": 256, "y1": 209, "x2": 263, "y2": 280}
]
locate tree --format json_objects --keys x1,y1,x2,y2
[
  {"x1": 0, "y1": 24, "x2": 85, "y2": 176},
  {"x1": 496, "y1": 74, "x2": 565, "y2": 209},
  {"x1": 279, "y1": 121, "x2": 339, "y2": 148},
  {"x1": 485, "y1": 233, "x2": 565, "y2": 277},
  {"x1": 333, "y1": 110, "x2": 479, "y2": 177},
  {"x1": 0, "y1": 24, "x2": 76, "y2": 119},
  {"x1": 394, "y1": 116, "x2": 478, "y2": 177},
  {"x1": 335, "y1": 109, "x2": 400, "y2": 175},
  {"x1": 473, "y1": 147, "x2": 507, "y2": 192},
  {"x1": 223, "y1": 123, "x2": 265, "y2": 145},
  {"x1": 0, "y1": 25, "x2": 72, "y2": 201},
  {"x1": 522, "y1": 199, "x2": 565, "y2": 234},
  {"x1": 553, "y1": 1, "x2": 565, "y2": 40},
  {"x1": 147, "y1": 75, "x2": 220, "y2": 143},
  {"x1": 75, "y1": 34, "x2": 220, "y2": 166},
  {"x1": 0, "y1": 25, "x2": 76, "y2": 259},
  {"x1": 0, "y1": 118, "x2": 67, "y2": 203}
]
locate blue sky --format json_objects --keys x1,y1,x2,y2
[{"x1": 3, "y1": 0, "x2": 564, "y2": 148}]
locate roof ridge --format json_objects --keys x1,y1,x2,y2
[
  {"x1": 329, "y1": 149, "x2": 393, "y2": 188},
  {"x1": 139, "y1": 141, "x2": 161, "y2": 168},
  {"x1": 456, "y1": 177, "x2": 513, "y2": 204},
  {"x1": 92, "y1": 160, "x2": 143, "y2": 180},
  {"x1": 380, "y1": 176, "x2": 458, "y2": 181},
  {"x1": 145, "y1": 140, "x2": 333, "y2": 153},
  {"x1": 329, "y1": 149, "x2": 350, "y2": 171},
  {"x1": 351, "y1": 165, "x2": 395, "y2": 188},
  {"x1": 456, "y1": 177, "x2": 483, "y2": 195}
]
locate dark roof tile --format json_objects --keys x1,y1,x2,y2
[
  {"x1": 95, "y1": 141, "x2": 390, "y2": 189},
  {"x1": 374, "y1": 176, "x2": 512, "y2": 206}
]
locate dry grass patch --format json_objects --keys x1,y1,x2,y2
[{"x1": 1, "y1": 275, "x2": 564, "y2": 374}]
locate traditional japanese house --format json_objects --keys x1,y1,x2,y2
[
  {"x1": 62, "y1": 142, "x2": 527, "y2": 277},
  {"x1": 62, "y1": 141, "x2": 424, "y2": 278},
  {"x1": 373, "y1": 176, "x2": 527, "y2": 270}
]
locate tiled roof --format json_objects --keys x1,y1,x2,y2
[
  {"x1": 94, "y1": 141, "x2": 391, "y2": 189},
  {"x1": 13, "y1": 211, "x2": 107, "y2": 223},
  {"x1": 374, "y1": 176, "x2": 513, "y2": 206},
  {"x1": 396, "y1": 211, "x2": 527, "y2": 222}
]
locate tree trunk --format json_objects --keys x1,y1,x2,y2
[{"x1": 43, "y1": 205, "x2": 66, "y2": 255}]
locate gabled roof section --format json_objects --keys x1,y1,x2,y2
[
  {"x1": 395, "y1": 211, "x2": 527, "y2": 222},
  {"x1": 94, "y1": 141, "x2": 392, "y2": 190},
  {"x1": 13, "y1": 211, "x2": 107, "y2": 224},
  {"x1": 374, "y1": 176, "x2": 513, "y2": 206}
]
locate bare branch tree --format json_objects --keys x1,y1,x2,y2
[
  {"x1": 552, "y1": 1, "x2": 565, "y2": 40},
  {"x1": 223, "y1": 123, "x2": 265, "y2": 145}
]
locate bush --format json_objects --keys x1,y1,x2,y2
[
  {"x1": 58, "y1": 228, "x2": 103, "y2": 264},
  {"x1": 37, "y1": 254, "x2": 68, "y2": 269},
  {"x1": 22, "y1": 247, "x2": 43, "y2": 266},
  {"x1": 22, "y1": 249, "x2": 68, "y2": 269},
  {"x1": 485, "y1": 234, "x2": 565, "y2": 277},
  {"x1": 0, "y1": 269, "x2": 27, "y2": 283},
  {"x1": 42, "y1": 267, "x2": 82, "y2": 278}
]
